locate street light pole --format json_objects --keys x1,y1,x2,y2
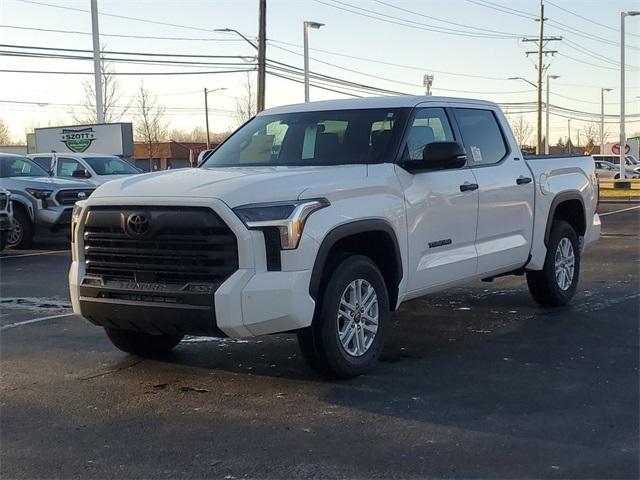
[
  {"x1": 203, "y1": 87, "x2": 227, "y2": 150},
  {"x1": 303, "y1": 21, "x2": 324, "y2": 102},
  {"x1": 619, "y1": 11, "x2": 640, "y2": 181},
  {"x1": 545, "y1": 74, "x2": 559, "y2": 154},
  {"x1": 600, "y1": 87, "x2": 612, "y2": 155},
  {"x1": 567, "y1": 119, "x2": 571, "y2": 154},
  {"x1": 90, "y1": 0, "x2": 104, "y2": 123}
]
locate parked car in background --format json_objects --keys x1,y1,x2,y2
[
  {"x1": 0, "y1": 153, "x2": 94, "y2": 248},
  {"x1": 594, "y1": 159, "x2": 640, "y2": 179},
  {"x1": 0, "y1": 187, "x2": 13, "y2": 251},
  {"x1": 69, "y1": 95, "x2": 600, "y2": 378},
  {"x1": 593, "y1": 154, "x2": 640, "y2": 174},
  {"x1": 29, "y1": 152, "x2": 140, "y2": 186}
]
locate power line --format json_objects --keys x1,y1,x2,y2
[
  {"x1": 0, "y1": 68, "x2": 256, "y2": 76},
  {"x1": 311, "y1": 0, "x2": 519, "y2": 39},
  {"x1": 370, "y1": 0, "x2": 522, "y2": 37},
  {"x1": 0, "y1": 24, "x2": 246, "y2": 42},
  {"x1": 546, "y1": 0, "x2": 639, "y2": 38}
]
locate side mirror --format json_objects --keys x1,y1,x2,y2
[
  {"x1": 403, "y1": 141, "x2": 467, "y2": 172},
  {"x1": 72, "y1": 169, "x2": 91, "y2": 179}
]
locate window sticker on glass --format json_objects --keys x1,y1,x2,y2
[{"x1": 470, "y1": 146, "x2": 483, "y2": 163}]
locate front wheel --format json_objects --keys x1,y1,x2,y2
[
  {"x1": 8, "y1": 207, "x2": 33, "y2": 249},
  {"x1": 105, "y1": 328, "x2": 184, "y2": 356},
  {"x1": 526, "y1": 220, "x2": 580, "y2": 307},
  {"x1": 297, "y1": 255, "x2": 389, "y2": 378}
]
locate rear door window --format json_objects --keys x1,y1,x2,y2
[{"x1": 454, "y1": 108, "x2": 508, "y2": 166}]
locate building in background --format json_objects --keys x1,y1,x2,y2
[{"x1": 133, "y1": 141, "x2": 215, "y2": 171}]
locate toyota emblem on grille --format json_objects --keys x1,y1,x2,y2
[
  {"x1": 126, "y1": 213, "x2": 150, "y2": 237},
  {"x1": 77, "y1": 192, "x2": 87, "y2": 199}
]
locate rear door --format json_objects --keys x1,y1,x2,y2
[
  {"x1": 452, "y1": 106, "x2": 534, "y2": 275},
  {"x1": 395, "y1": 105, "x2": 479, "y2": 294}
]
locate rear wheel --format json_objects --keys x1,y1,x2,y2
[
  {"x1": 8, "y1": 206, "x2": 33, "y2": 249},
  {"x1": 105, "y1": 328, "x2": 184, "y2": 356},
  {"x1": 297, "y1": 255, "x2": 389, "y2": 378},
  {"x1": 526, "y1": 220, "x2": 580, "y2": 307}
]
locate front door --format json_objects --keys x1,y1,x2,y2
[{"x1": 395, "y1": 106, "x2": 479, "y2": 294}]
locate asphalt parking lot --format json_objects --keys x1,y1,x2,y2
[{"x1": 1, "y1": 203, "x2": 638, "y2": 479}]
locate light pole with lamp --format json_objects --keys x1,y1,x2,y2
[
  {"x1": 204, "y1": 87, "x2": 227, "y2": 149},
  {"x1": 545, "y1": 74, "x2": 559, "y2": 154},
  {"x1": 619, "y1": 11, "x2": 640, "y2": 182},
  {"x1": 303, "y1": 21, "x2": 324, "y2": 102},
  {"x1": 600, "y1": 88, "x2": 612, "y2": 155}
]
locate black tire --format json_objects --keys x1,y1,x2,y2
[
  {"x1": 526, "y1": 220, "x2": 580, "y2": 307},
  {"x1": 297, "y1": 255, "x2": 389, "y2": 378},
  {"x1": 8, "y1": 206, "x2": 33, "y2": 249},
  {"x1": 0, "y1": 231, "x2": 7, "y2": 251},
  {"x1": 105, "y1": 328, "x2": 183, "y2": 356}
]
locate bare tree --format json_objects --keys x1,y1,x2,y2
[
  {"x1": 168, "y1": 126, "x2": 208, "y2": 143},
  {"x1": 582, "y1": 122, "x2": 600, "y2": 154},
  {"x1": 235, "y1": 72, "x2": 256, "y2": 126},
  {"x1": 0, "y1": 118, "x2": 12, "y2": 144},
  {"x1": 134, "y1": 84, "x2": 167, "y2": 170},
  {"x1": 510, "y1": 115, "x2": 533, "y2": 148},
  {"x1": 75, "y1": 57, "x2": 130, "y2": 124}
]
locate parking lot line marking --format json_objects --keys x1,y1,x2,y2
[
  {"x1": 599, "y1": 205, "x2": 640, "y2": 217},
  {"x1": 0, "y1": 313, "x2": 74, "y2": 331},
  {"x1": 0, "y1": 250, "x2": 69, "y2": 259}
]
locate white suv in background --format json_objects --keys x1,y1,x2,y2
[{"x1": 29, "y1": 152, "x2": 140, "y2": 186}]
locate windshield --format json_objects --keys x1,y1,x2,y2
[
  {"x1": 0, "y1": 156, "x2": 49, "y2": 178},
  {"x1": 202, "y1": 108, "x2": 405, "y2": 167},
  {"x1": 83, "y1": 156, "x2": 138, "y2": 175}
]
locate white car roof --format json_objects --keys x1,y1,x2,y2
[
  {"x1": 259, "y1": 95, "x2": 498, "y2": 116},
  {"x1": 29, "y1": 153, "x2": 119, "y2": 158}
]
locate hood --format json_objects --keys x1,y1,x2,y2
[
  {"x1": 91, "y1": 165, "x2": 367, "y2": 207},
  {"x1": 2, "y1": 176, "x2": 94, "y2": 189},
  {"x1": 89, "y1": 174, "x2": 134, "y2": 186}
]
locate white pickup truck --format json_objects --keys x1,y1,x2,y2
[{"x1": 69, "y1": 96, "x2": 600, "y2": 378}]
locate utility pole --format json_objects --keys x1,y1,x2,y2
[
  {"x1": 567, "y1": 119, "x2": 571, "y2": 154},
  {"x1": 90, "y1": 0, "x2": 104, "y2": 123},
  {"x1": 522, "y1": 1, "x2": 561, "y2": 154},
  {"x1": 423, "y1": 74, "x2": 434, "y2": 96},
  {"x1": 257, "y1": 0, "x2": 266, "y2": 112},
  {"x1": 600, "y1": 87, "x2": 612, "y2": 154}
]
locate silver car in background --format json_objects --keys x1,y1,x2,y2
[
  {"x1": 594, "y1": 159, "x2": 640, "y2": 179},
  {"x1": 0, "y1": 153, "x2": 94, "y2": 248},
  {"x1": 0, "y1": 187, "x2": 13, "y2": 251}
]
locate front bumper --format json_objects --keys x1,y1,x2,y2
[
  {"x1": 69, "y1": 197, "x2": 317, "y2": 338},
  {"x1": 35, "y1": 205, "x2": 73, "y2": 232}
]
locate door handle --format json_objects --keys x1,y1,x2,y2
[
  {"x1": 459, "y1": 182, "x2": 479, "y2": 192},
  {"x1": 516, "y1": 176, "x2": 532, "y2": 185}
]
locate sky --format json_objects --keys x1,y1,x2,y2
[{"x1": 0, "y1": 0, "x2": 639, "y2": 145}]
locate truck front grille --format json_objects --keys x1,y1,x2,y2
[
  {"x1": 56, "y1": 189, "x2": 94, "y2": 205},
  {"x1": 83, "y1": 207, "x2": 238, "y2": 285}
]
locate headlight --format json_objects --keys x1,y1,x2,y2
[
  {"x1": 25, "y1": 188, "x2": 52, "y2": 199},
  {"x1": 233, "y1": 198, "x2": 329, "y2": 249},
  {"x1": 72, "y1": 202, "x2": 85, "y2": 224}
]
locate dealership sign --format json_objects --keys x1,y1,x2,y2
[
  {"x1": 61, "y1": 127, "x2": 96, "y2": 153},
  {"x1": 610, "y1": 143, "x2": 631, "y2": 155},
  {"x1": 34, "y1": 123, "x2": 134, "y2": 158}
]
